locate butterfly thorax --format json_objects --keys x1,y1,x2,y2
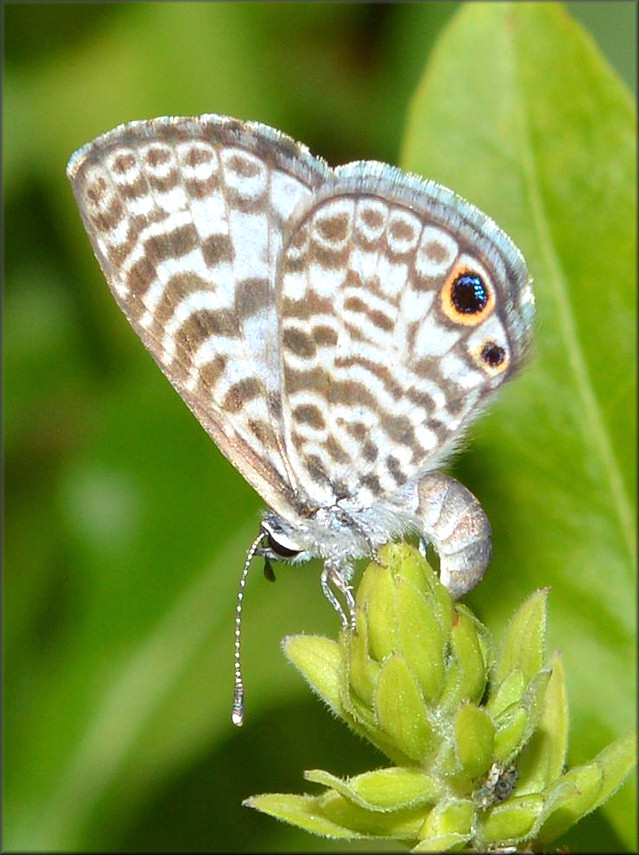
[{"x1": 261, "y1": 485, "x2": 420, "y2": 568}]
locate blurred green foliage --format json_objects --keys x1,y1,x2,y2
[{"x1": 4, "y1": 2, "x2": 636, "y2": 852}]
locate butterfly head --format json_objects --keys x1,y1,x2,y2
[{"x1": 259, "y1": 516, "x2": 308, "y2": 563}]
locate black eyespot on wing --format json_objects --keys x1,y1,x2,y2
[
  {"x1": 441, "y1": 263, "x2": 495, "y2": 326},
  {"x1": 481, "y1": 341, "x2": 506, "y2": 367},
  {"x1": 451, "y1": 273, "x2": 488, "y2": 314}
]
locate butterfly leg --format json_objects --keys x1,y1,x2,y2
[
  {"x1": 415, "y1": 471, "x2": 492, "y2": 599},
  {"x1": 321, "y1": 561, "x2": 357, "y2": 629}
]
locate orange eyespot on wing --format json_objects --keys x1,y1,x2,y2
[
  {"x1": 473, "y1": 339, "x2": 510, "y2": 376},
  {"x1": 441, "y1": 257, "x2": 495, "y2": 326}
]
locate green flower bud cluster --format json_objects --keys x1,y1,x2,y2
[{"x1": 245, "y1": 544, "x2": 636, "y2": 851}]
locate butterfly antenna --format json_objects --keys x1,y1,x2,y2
[{"x1": 231, "y1": 530, "x2": 265, "y2": 726}]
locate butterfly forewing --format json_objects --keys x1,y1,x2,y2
[
  {"x1": 277, "y1": 163, "x2": 532, "y2": 508},
  {"x1": 67, "y1": 116, "x2": 332, "y2": 517}
]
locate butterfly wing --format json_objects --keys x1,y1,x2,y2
[
  {"x1": 277, "y1": 161, "x2": 534, "y2": 508},
  {"x1": 68, "y1": 115, "x2": 331, "y2": 517}
]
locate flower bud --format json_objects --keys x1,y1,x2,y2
[{"x1": 262, "y1": 546, "x2": 636, "y2": 851}]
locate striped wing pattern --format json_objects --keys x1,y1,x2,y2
[
  {"x1": 67, "y1": 116, "x2": 330, "y2": 518},
  {"x1": 278, "y1": 164, "x2": 531, "y2": 508}
]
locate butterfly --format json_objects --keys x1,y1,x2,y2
[{"x1": 67, "y1": 114, "x2": 534, "y2": 723}]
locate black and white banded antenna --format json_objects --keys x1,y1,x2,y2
[{"x1": 231, "y1": 530, "x2": 265, "y2": 727}]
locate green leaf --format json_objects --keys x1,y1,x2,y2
[
  {"x1": 384, "y1": 543, "x2": 437, "y2": 598},
  {"x1": 438, "y1": 607, "x2": 488, "y2": 711},
  {"x1": 286, "y1": 631, "x2": 412, "y2": 766},
  {"x1": 282, "y1": 635, "x2": 343, "y2": 716},
  {"x1": 493, "y1": 706, "x2": 529, "y2": 764},
  {"x1": 535, "y1": 731, "x2": 637, "y2": 846},
  {"x1": 317, "y1": 790, "x2": 430, "y2": 839},
  {"x1": 358, "y1": 564, "x2": 396, "y2": 663},
  {"x1": 413, "y1": 831, "x2": 472, "y2": 852},
  {"x1": 244, "y1": 793, "x2": 365, "y2": 839},
  {"x1": 516, "y1": 652, "x2": 569, "y2": 794},
  {"x1": 492, "y1": 589, "x2": 548, "y2": 686},
  {"x1": 338, "y1": 636, "x2": 415, "y2": 767},
  {"x1": 592, "y1": 731, "x2": 637, "y2": 807},
  {"x1": 454, "y1": 703, "x2": 495, "y2": 779},
  {"x1": 493, "y1": 671, "x2": 551, "y2": 763},
  {"x1": 374, "y1": 655, "x2": 434, "y2": 762},
  {"x1": 305, "y1": 767, "x2": 442, "y2": 812},
  {"x1": 346, "y1": 608, "x2": 379, "y2": 707},
  {"x1": 403, "y1": 3, "x2": 635, "y2": 845},
  {"x1": 395, "y1": 577, "x2": 446, "y2": 703},
  {"x1": 480, "y1": 794, "x2": 544, "y2": 844},
  {"x1": 486, "y1": 668, "x2": 526, "y2": 719},
  {"x1": 418, "y1": 798, "x2": 475, "y2": 839},
  {"x1": 384, "y1": 545, "x2": 453, "y2": 640},
  {"x1": 535, "y1": 764, "x2": 604, "y2": 845}
]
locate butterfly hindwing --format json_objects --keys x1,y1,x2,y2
[{"x1": 277, "y1": 163, "x2": 533, "y2": 508}]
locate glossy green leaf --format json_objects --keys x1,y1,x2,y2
[{"x1": 403, "y1": 2, "x2": 636, "y2": 845}]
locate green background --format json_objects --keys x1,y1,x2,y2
[{"x1": 4, "y1": 2, "x2": 636, "y2": 852}]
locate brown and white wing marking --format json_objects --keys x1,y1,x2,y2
[
  {"x1": 278, "y1": 162, "x2": 534, "y2": 509},
  {"x1": 67, "y1": 115, "x2": 331, "y2": 517}
]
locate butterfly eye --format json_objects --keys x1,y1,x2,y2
[
  {"x1": 266, "y1": 532, "x2": 302, "y2": 559},
  {"x1": 441, "y1": 262, "x2": 495, "y2": 326}
]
